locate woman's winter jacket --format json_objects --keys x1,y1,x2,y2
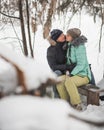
[{"x1": 66, "y1": 35, "x2": 91, "y2": 81}]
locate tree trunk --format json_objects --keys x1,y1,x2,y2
[
  {"x1": 25, "y1": 0, "x2": 34, "y2": 57},
  {"x1": 18, "y1": 0, "x2": 28, "y2": 56},
  {"x1": 43, "y1": 0, "x2": 57, "y2": 38}
]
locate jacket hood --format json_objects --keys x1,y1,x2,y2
[{"x1": 71, "y1": 35, "x2": 87, "y2": 46}]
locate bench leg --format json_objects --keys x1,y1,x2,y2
[{"x1": 87, "y1": 90, "x2": 99, "y2": 106}]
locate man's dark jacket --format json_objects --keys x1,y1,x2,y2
[{"x1": 47, "y1": 42, "x2": 73, "y2": 73}]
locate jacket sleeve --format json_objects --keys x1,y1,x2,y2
[
  {"x1": 71, "y1": 45, "x2": 87, "y2": 75},
  {"x1": 47, "y1": 47, "x2": 67, "y2": 72}
]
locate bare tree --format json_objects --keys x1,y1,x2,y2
[
  {"x1": 18, "y1": 0, "x2": 28, "y2": 56},
  {"x1": 0, "y1": 0, "x2": 104, "y2": 54},
  {"x1": 43, "y1": 0, "x2": 57, "y2": 38},
  {"x1": 25, "y1": 0, "x2": 33, "y2": 57}
]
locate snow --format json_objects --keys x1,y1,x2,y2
[
  {"x1": 0, "y1": 96, "x2": 100, "y2": 130},
  {"x1": 0, "y1": 8, "x2": 104, "y2": 130},
  {"x1": 0, "y1": 96, "x2": 104, "y2": 130},
  {"x1": 0, "y1": 96, "x2": 70, "y2": 130},
  {"x1": 0, "y1": 58, "x2": 18, "y2": 94},
  {"x1": 83, "y1": 104, "x2": 104, "y2": 117},
  {"x1": 97, "y1": 78, "x2": 104, "y2": 89},
  {"x1": 0, "y1": 45, "x2": 56, "y2": 93}
]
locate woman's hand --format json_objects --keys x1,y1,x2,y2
[{"x1": 66, "y1": 70, "x2": 71, "y2": 77}]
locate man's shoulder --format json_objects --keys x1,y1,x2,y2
[
  {"x1": 47, "y1": 46, "x2": 56, "y2": 51},
  {"x1": 47, "y1": 46, "x2": 56, "y2": 56}
]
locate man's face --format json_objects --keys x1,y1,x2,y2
[{"x1": 56, "y1": 33, "x2": 66, "y2": 42}]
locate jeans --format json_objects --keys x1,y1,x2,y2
[{"x1": 53, "y1": 70, "x2": 62, "y2": 98}]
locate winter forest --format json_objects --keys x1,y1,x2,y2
[{"x1": 0, "y1": 0, "x2": 104, "y2": 130}]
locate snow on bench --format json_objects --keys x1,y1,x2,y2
[{"x1": 78, "y1": 84, "x2": 104, "y2": 106}]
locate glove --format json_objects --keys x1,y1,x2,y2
[
  {"x1": 66, "y1": 70, "x2": 70, "y2": 76},
  {"x1": 66, "y1": 63, "x2": 76, "y2": 72}
]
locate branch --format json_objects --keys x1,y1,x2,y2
[
  {"x1": 0, "y1": 37, "x2": 22, "y2": 42},
  {"x1": 57, "y1": 0, "x2": 71, "y2": 11},
  {"x1": 66, "y1": 0, "x2": 86, "y2": 29},
  {"x1": 0, "y1": 11, "x2": 20, "y2": 19}
]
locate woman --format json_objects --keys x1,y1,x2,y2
[{"x1": 56, "y1": 28, "x2": 91, "y2": 110}]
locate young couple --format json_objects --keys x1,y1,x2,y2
[{"x1": 47, "y1": 28, "x2": 95, "y2": 110}]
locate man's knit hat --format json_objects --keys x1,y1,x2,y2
[
  {"x1": 67, "y1": 28, "x2": 81, "y2": 39},
  {"x1": 50, "y1": 29, "x2": 63, "y2": 41}
]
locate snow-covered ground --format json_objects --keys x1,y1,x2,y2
[
  {"x1": 0, "y1": 95, "x2": 104, "y2": 130},
  {"x1": 0, "y1": 11, "x2": 104, "y2": 130}
]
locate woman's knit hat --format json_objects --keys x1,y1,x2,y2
[
  {"x1": 50, "y1": 29, "x2": 63, "y2": 41},
  {"x1": 67, "y1": 28, "x2": 81, "y2": 39}
]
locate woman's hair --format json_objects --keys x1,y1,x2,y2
[{"x1": 67, "y1": 28, "x2": 81, "y2": 39}]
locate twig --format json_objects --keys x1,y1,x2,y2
[
  {"x1": 13, "y1": 27, "x2": 23, "y2": 52},
  {"x1": 66, "y1": 0, "x2": 86, "y2": 29},
  {"x1": 6, "y1": 4, "x2": 24, "y2": 54},
  {"x1": 9, "y1": 20, "x2": 24, "y2": 53},
  {"x1": 0, "y1": 37, "x2": 22, "y2": 41},
  {"x1": 0, "y1": 10, "x2": 20, "y2": 19},
  {"x1": 0, "y1": 24, "x2": 6, "y2": 31},
  {"x1": 57, "y1": 0, "x2": 71, "y2": 11}
]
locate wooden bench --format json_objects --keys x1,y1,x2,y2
[{"x1": 78, "y1": 84, "x2": 100, "y2": 106}]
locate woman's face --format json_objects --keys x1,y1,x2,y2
[
  {"x1": 56, "y1": 33, "x2": 66, "y2": 42},
  {"x1": 66, "y1": 34, "x2": 73, "y2": 42}
]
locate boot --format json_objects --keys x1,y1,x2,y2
[{"x1": 73, "y1": 103, "x2": 82, "y2": 111}]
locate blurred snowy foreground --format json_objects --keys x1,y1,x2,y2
[
  {"x1": 0, "y1": 45, "x2": 104, "y2": 130},
  {"x1": 0, "y1": 95, "x2": 104, "y2": 130},
  {"x1": 0, "y1": 45, "x2": 56, "y2": 94}
]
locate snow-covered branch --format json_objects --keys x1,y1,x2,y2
[{"x1": 0, "y1": 45, "x2": 58, "y2": 96}]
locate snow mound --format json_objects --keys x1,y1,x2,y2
[
  {"x1": 0, "y1": 96, "x2": 71, "y2": 130},
  {"x1": 0, "y1": 96, "x2": 104, "y2": 130},
  {"x1": 0, "y1": 45, "x2": 56, "y2": 93},
  {"x1": 0, "y1": 58, "x2": 18, "y2": 94}
]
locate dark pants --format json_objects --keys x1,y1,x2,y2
[
  {"x1": 53, "y1": 70, "x2": 62, "y2": 98},
  {"x1": 89, "y1": 64, "x2": 96, "y2": 85},
  {"x1": 90, "y1": 70, "x2": 96, "y2": 85}
]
